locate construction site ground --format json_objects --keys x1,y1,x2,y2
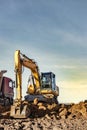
[{"x1": 0, "y1": 101, "x2": 87, "y2": 130}]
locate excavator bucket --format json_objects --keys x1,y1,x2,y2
[{"x1": 10, "y1": 101, "x2": 30, "y2": 118}]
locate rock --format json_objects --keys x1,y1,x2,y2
[
  {"x1": 59, "y1": 108, "x2": 67, "y2": 119},
  {"x1": 53, "y1": 126, "x2": 62, "y2": 130},
  {"x1": 33, "y1": 98, "x2": 38, "y2": 105}
]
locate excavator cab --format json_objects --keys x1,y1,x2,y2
[
  {"x1": 40, "y1": 72, "x2": 59, "y2": 100},
  {"x1": 41, "y1": 72, "x2": 56, "y2": 90},
  {"x1": 25, "y1": 71, "x2": 59, "y2": 103}
]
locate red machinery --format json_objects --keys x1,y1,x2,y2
[{"x1": 0, "y1": 70, "x2": 14, "y2": 105}]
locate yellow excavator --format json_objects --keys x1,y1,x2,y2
[{"x1": 10, "y1": 50, "x2": 59, "y2": 118}]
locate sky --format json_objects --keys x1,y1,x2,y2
[{"x1": 0, "y1": 0, "x2": 87, "y2": 103}]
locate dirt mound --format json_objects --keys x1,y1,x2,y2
[
  {"x1": 29, "y1": 101, "x2": 58, "y2": 118},
  {"x1": 29, "y1": 100, "x2": 87, "y2": 119},
  {"x1": 0, "y1": 101, "x2": 87, "y2": 130},
  {"x1": 58, "y1": 101, "x2": 87, "y2": 119}
]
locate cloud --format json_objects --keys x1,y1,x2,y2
[
  {"x1": 0, "y1": 0, "x2": 87, "y2": 61},
  {"x1": 53, "y1": 29, "x2": 87, "y2": 45},
  {"x1": 54, "y1": 65, "x2": 77, "y2": 69}
]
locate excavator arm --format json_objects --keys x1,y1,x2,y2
[
  {"x1": 10, "y1": 50, "x2": 41, "y2": 118},
  {"x1": 14, "y1": 50, "x2": 22, "y2": 101},
  {"x1": 21, "y1": 53, "x2": 41, "y2": 94},
  {"x1": 14, "y1": 50, "x2": 40, "y2": 101}
]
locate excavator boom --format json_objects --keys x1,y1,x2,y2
[{"x1": 10, "y1": 50, "x2": 41, "y2": 118}]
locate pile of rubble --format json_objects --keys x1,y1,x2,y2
[
  {"x1": 28, "y1": 100, "x2": 87, "y2": 119},
  {"x1": 58, "y1": 101, "x2": 87, "y2": 119},
  {"x1": 0, "y1": 101, "x2": 87, "y2": 130}
]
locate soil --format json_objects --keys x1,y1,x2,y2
[{"x1": 0, "y1": 100, "x2": 87, "y2": 130}]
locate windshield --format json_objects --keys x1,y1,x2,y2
[{"x1": 41, "y1": 75, "x2": 51, "y2": 89}]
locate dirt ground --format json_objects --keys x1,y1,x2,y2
[{"x1": 0, "y1": 100, "x2": 87, "y2": 130}]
